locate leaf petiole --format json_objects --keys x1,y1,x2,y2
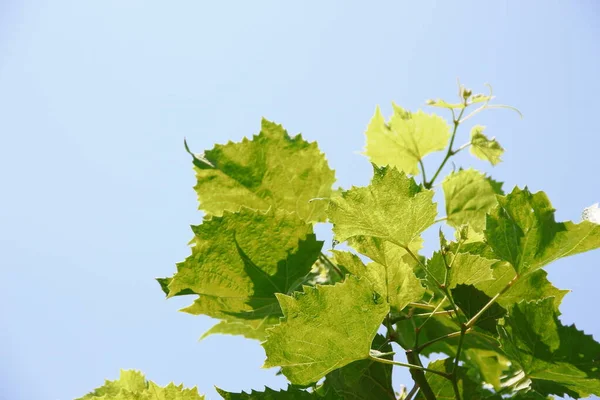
[
  {"x1": 465, "y1": 273, "x2": 519, "y2": 329},
  {"x1": 369, "y1": 354, "x2": 450, "y2": 379},
  {"x1": 415, "y1": 330, "x2": 466, "y2": 353}
]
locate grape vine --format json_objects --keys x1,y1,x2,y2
[{"x1": 77, "y1": 83, "x2": 600, "y2": 400}]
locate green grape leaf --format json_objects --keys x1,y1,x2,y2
[
  {"x1": 415, "y1": 358, "x2": 495, "y2": 400},
  {"x1": 470, "y1": 125, "x2": 505, "y2": 165},
  {"x1": 190, "y1": 118, "x2": 335, "y2": 223},
  {"x1": 328, "y1": 165, "x2": 437, "y2": 249},
  {"x1": 485, "y1": 187, "x2": 600, "y2": 275},
  {"x1": 333, "y1": 250, "x2": 425, "y2": 312},
  {"x1": 463, "y1": 348, "x2": 510, "y2": 391},
  {"x1": 216, "y1": 386, "x2": 313, "y2": 399},
  {"x1": 499, "y1": 298, "x2": 600, "y2": 398},
  {"x1": 319, "y1": 334, "x2": 395, "y2": 400},
  {"x1": 76, "y1": 370, "x2": 204, "y2": 400},
  {"x1": 200, "y1": 316, "x2": 280, "y2": 341},
  {"x1": 475, "y1": 262, "x2": 568, "y2": 312},
  {"x1": 262, "y1": 276, "x2": 389, "y2": 385},
  {"x1": 347, "y1": 235, "x2": 423, "y2": 267},
  {"x1": 452, "y1": 284, "x2": 506, "y2": 334},
  {"x1": 443, "y1": 168, "x2": 504, "y2": 231},
  {"x1": 425, "y1": 251, "x2": 495, "y2": 291},
  {"x1": 363, "y1": 104, "x2": 451, "y2": 175},
  {"x1": 504, "y1": 392, "x2": 553, "y2": 400},
  {"x1": 160, "y1": 208, "x2": 322, "y2": 334},
  {"x1": 455, "y1": 241, "x2": 568, "y2": 311}
]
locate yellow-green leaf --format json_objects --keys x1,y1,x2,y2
[
  {"x1": 262, "y1": 276, "x2": 389, "y2": 385},
  {"x1": 327, "y1": 166, "x2": 437, "y2": 249},
  {"x1": 425, "y1": 251, "x2": 496, "y2": 291},
  {"x1": 319, "y1": 334, "x2": 395, "y2": 400},
  {"x1": 485, "y1": 187, "x2": 600, "y2": 274},
  {"x1": 443, "y1": 168, "x2": 503, "y2": 231},
  {"x1": 499, "y1": 298, "x2": 600, "y2": 398},
  {"x1": 76, "y1": 370, "x2": 204, "y2": 400},
  {"x1": 363, "y1": 104, "x2": 450, "y2": 175},
  {"x1": 216, "y1": 386, "x2": 313, "y2": 399},
  {"x1": 333, "y1": 250, "x2": 425, "y2": 312},
  {"x1": 190, "y1": 118, "x2": 335, "y2": 223},
  {"x1": 160, "y1": 208, "x2": 321, "y2": 335},
  {"x1": 470, "y1": 125, "x2": 504, "y2": 165}
]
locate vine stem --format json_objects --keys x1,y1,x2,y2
[
  {"x1": 368, "y1": 354, "x2": 449, "y2": 379},
  {"x1": 440, "y1": 251, "x2": 464, "y2": 325},
  {"x1": 389, "y1": 309, "x2": 454, "y2": 324},
  {"x1": 408, "y1": 302, "x2": 437, "y2": 310},
  {"x1": 405, "y1": 350, "x2": 442, "y2": 400},
  {"x1": 405, "y1": 384, "x2": 419, "y2": 400},
  {"x1": 450, "y1": 325, "x2": 467, "y2": 400},
  {"x1": 419, "y1": 159, "x2": 428, "y2": 186},
  {"x1": 419, "y1": 310, "x2": 456, "y2": 318},
  {"x1": 465, "y1": 274, "x2": 519, "y2": 329},
  {"x1": 424, "y1": 107, "x2": 466, "y2": 189},
  {"x1": 453, "y1": 329, "x2": 466, "y2": 374},
  {"x1": 415, "y1": 330, "x2": 465, "y2": 353},
  {"x1": 456, "y1": 142, "x2": 471, "y2": 153},
  {"x1": 451, "y1": 379, "x2": 461, "y2": 400}
]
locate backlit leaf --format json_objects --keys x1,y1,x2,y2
[
  {"x1": 216, "y1": 386, "x2": 313, "y2": 399},
  {"x1": 475, "y1": 262, "x2": 568, "y2": 312},
  {"x1": 190, "y1": 118, "x2": 335, "y2": 223},
  {"x1": 425, "y1": 251, "x2": 496, "y2": 292},
  {"x1": 160, "y1": 208, "x2": 321, "y2": 336},
  {"x1": 328, "y1": 166, "x2": 437, "y2": 249},
  {"x1": 443, "y1": 168, "x2": 503, "y2": 231},
  {"x1": 470, "y1": 125, "x2": 504, "y2": 165},
  {"x1": 363, "y1": 104, "x2": 450, "y2": 175},
  {"x1": 262, "y1": 276, "x2": 389, "y2": 385},
  {"x1": 319, "y1": 334, "x2": 396, "y2": 400},
  {"x1": 499, "y1": 298, "x2": 600, "y2": 398},
  {"x1": 333, "y1": 250, "x2": 425, "y2": 312},
  {"x1": 76, "y1": 370, "x2": 204, "y2": 400},
  {"x1": 485, "y1": 187, "x2": 600, "y2": 274}
]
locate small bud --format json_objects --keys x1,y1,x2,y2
[{"x1": 462, "y1": 88, "x2": 472, "y2": 99}]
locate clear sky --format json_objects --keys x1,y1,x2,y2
[{"x1": 1, "y1": 1, "x2": 599, "y2": 399}]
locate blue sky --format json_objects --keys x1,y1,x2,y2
[{"x1": 1, "y1": 1, "x2": 599, "y2": 399}]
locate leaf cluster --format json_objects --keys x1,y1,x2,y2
[{"x1": 77, "y1": 84, "x2": 600, "y2": 400}]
